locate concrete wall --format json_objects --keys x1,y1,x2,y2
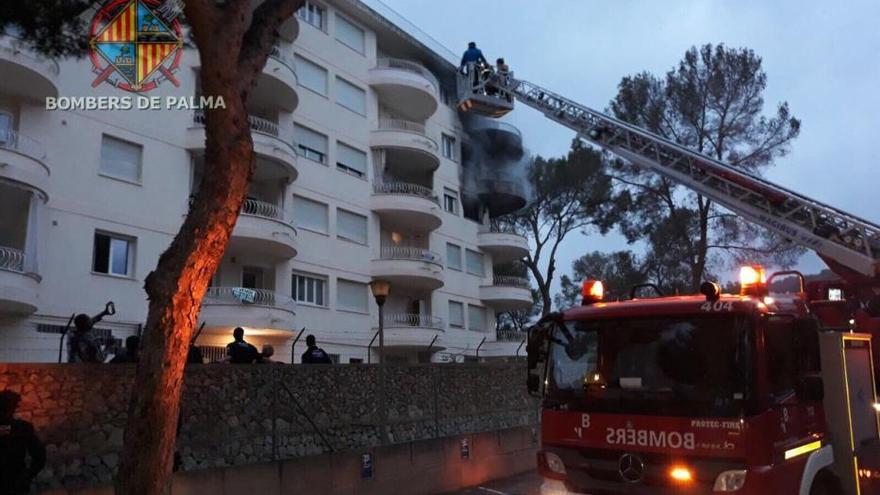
[{"x1": 0, "y1": 362, "x2": 539, "y2": 492}]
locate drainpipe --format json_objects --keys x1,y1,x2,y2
[{"x1": 290, "y1": 327, "x2": 305, "y2": 364}]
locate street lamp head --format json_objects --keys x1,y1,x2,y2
[{"x1": 369, "y1": 279, "x2": 391, "y2": 306}]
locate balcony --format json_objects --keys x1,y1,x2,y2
[
  {"x1": 188, "y1": 111, "x2": 298, "y2": 182},
  {"x1": 0, "y1": 246, "x2": 39, "y2": 314},
  {"x1": 379, "y1": 313, "x2": 445, "y2": 349},
  {"x1": 371, "y1": 182, "x2": 442, "y2": 232},
  {"x1": 480, "y1": 276, "x2": 533, "y2": 311},
  {"x1": 228, "y1": 199, "x2": 297, "y2": 259},
  {"x1": 371, "y1": 119, "x2": 439, "y2": 174},
  {"x1": 0, "y1": 35, "x2": 59, "y2": 100},
  {"x1": 369, "y1": 58, "x2": 439, "y2": 120},
  {"x1": 371, "y1": 246, "x2": 444, "y2": 290},
  {"x1": 198, "y1": 287, "x2": 296, "y2": 334},
  {"x1": 0, "y1": 130, "x2": 50, "y2": 197},
  {"x1": 477, "y1": 224, "x2": 529, "y2": 263}
]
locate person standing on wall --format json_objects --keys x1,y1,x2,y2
[
  {"x1": 0, "y1": 390, "x2": 46, "y2": 495},
  {"x1": 301, "y1": 335, "x2": 332, "y2": 364}
]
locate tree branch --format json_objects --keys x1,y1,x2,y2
[{"x1": 237, "y1": 0, "x2": 305, "y2": 91}]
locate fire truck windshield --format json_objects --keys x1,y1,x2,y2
[{"x1": 547, "y1": 314, "x2": 754, "y2": 417}]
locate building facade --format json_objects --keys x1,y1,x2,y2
[{"x1": 0, "y1": 0, "x2": 532, "y2": 364}]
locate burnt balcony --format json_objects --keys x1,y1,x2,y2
[
  {"x1": 0, "y1": 246, "x2": 39, "y2": 314},
  {"x1": 480, "y1": 276, "x2": 532, "y2": 311},
  {"x1": 371, "y1": 246, "x2": 444, "y2": 290},
  {"x1": 369, "y1": 58, "x2": 439, "y2": 120},
  {"x1": 0, "y1": 129, "x2": 50, "y2": 197},
  {"x1": 371, "y1": 182, "x2": 442, "y2": 232}
]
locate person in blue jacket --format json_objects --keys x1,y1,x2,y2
[{"x1": 460, "y1": 41, "x2": 487, "y2": 70}]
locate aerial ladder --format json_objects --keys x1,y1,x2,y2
[{"x1": 458, "y1": 67, "x2": 880, "y2": 291}]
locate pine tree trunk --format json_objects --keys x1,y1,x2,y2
[{"x1": 115, "y1": 90, "x2": 254, "y2": 494}]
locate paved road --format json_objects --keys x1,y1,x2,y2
[{"x1": 446, "y1": 471, "x2": 543, "y2": 495}]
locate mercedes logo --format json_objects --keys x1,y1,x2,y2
[{"x1": 618, "y1": 453, "x2": 646, "y2": 483}]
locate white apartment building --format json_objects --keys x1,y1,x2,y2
[{"x1": 0, "y1": 0, "x2": 532, "y2": 364}]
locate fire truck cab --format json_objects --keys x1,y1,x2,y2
[{"x1": 528, "y1": 270, "x2": 880, "y2": 494}]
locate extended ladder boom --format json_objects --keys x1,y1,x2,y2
[{"x1": 493, "y1": 76, "x2": 880, "y2": 278}]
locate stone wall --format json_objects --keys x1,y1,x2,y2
[{"x1": 0, "y1": 362, "x2": 538, "y2": 492}]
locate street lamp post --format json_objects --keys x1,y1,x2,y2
[{"x1": 369, "y1": 280, "x2": 391, "y2": 364}]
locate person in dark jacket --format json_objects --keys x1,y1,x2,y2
[
  {"x1": 0, "y1": 390, "x2": 45, "y2": 495},
  {"x1": 459, "y1": 41, "x2": 487, "y2": 70},
  {"x1": 301, "y1": 335, "x2": 332, "y2": 364},
  {"x1": 110, "y1": 335, "x2": 140, "y2": 363},
  {"x1": 226, "y1": 327, "x2": 260, "y2": 363},
  {"x1": 68, "y1": 314, "x2": 105, "y2": 363}
]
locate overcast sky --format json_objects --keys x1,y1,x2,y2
[{"x1": 378, "y1": 0, "x2": 880, "y2": 292}]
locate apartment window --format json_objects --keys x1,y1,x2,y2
[
  {"x1": 465, "y1": 249, "x2": 484, "y2": 276},
  {"x1": 468, "y1": 305, "x2": 485, "y2": 331},
  {"x1": 293, "y1": 195, "x2": 329, "y2": 233},
  {"x1": 294, "y1": 125, "x2": 328, "y2": 164},
  {"x1": 449, "y1": 301, "x2": 464, "y2": 328},
  {"x1": 446, "y1": 243, "x2": 462, "y2": 271},
  {"x1": 439, "y1": 87, "x2": 453, "y2": 107},
  {"x1": 336, "y1": 142, "x2": 367, "y2": 178},
  {"x1": 295, "y1": 55, "x2": 328, "y2": 95},
  {"x1": 337, "y1": 279, "x2": 368, "y2": 312},
  {"x1": 93, "y1": 232, "x2": 134, "y2": 277},
  {"x1": 441, "y1": 134, "x2": 456, "y2": 160},
  {"x1": 335, "y1": 14, "x2": 364, "y2": 54},
  {"x1": 100, "y1": 135, "x2": 142, "y2": 183},
  {"x1": 335, "y1": 77, "x2": 366, "y2": 115},
  {"x1": 443, "y1": 188, "x2": 459, "y2": 215},
  {"x1": 292, "y1": 272, "x2": 327, "y2": 306},
  {"x1": 241, "y1": 266, "x2": 264, "y2": 289},
  {"x1": 297, "y1": 1, "x2": 326, "y2": 31},
  {"x1": 337, "y1": 209, "x2": 368, "y2": 244}
]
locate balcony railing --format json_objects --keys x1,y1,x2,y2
[
  {"x1": 0, "y1": 246, "x2": 25, "y2": 273},
  {"x1": 484, "y1": 221, "x2": 526, "y2": 236},
  {"x1": 379, "y1": 246, "x2": 442, "y2": 265},
  {"x1": 385, "y1": 313, "x2": 445, "y2": 330},
  {"x1": 193, "y1": 111, "x2": 279, "y2": 137},
  {"x1": 496, "y1": 329, "x2": 527, "y2": 342},
  {"x1": 373, "y1": 182, "x2": 439, "y2": 204},
  {"x1": 241, "y1": 198, "x2": 287, "y2": 223},
  {"x1": 0, "y1": 129, "x2": 47, "y2": 162},
  {"x1": 374, "y1": 58, "x2": 439, "y2": 91},
  {"x1": 269, "y1": 43, "x2": 296, "y2": 75},
  {"x1": 377, "y1": 118, "x2": 426, "y2": 135},
  {"x1": 203, "y1": 287, "x2": 295, "y2": 312},
  {"x1": 492, "y1": 276, "x2": 531, "y2": 289}
]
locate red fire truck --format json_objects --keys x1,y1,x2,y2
[{"x1": 457, "y1": 65, "x2": 880, "y2": 493}]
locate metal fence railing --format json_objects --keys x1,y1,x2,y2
[
  {"x1": 493, "y1": 276, "x2": 530, "y2": 289},
  {"x1": 269, "y1": 43, "x2": 296, "y2": 76},
  {"x1": 373, "y1": 182, "x2": 439, "y2": 203},
  {"x1": 241, "y1": 198, "x2": 287, "y2": 223},
  {"x1": 384, "y1": 313, "x2": 445, "y2": 330},
  {"x1": 0, "y1": 128, "x2": 47, "y2": 163},
  {"x1": 203, "y1": 287, "x2": 296, "y2": 312},
  {"x1": 193, "y1": 111, "x2": 280, "y2": 137},
  {"x1": 379, "y1": 246, "x2": 442, "y2": 265},
  {"x1": 496, "y1": 329, "x2": 528, "y2": 342},
  {"x1": 0, "y1": 246, "x2": 25, "y2": 273},
  {"x1": 377, "y1": 117, "x2": 426, "y2": 135}
]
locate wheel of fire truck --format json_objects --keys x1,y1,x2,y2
[{"x1": 809, "y1": 469, "x2": 843, "y2": 495}]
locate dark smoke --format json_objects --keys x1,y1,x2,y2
[{"x1": 460, "y1": 115, "x2": 534, "y2": 220}]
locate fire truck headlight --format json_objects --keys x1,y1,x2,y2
[
  {"x1": 713, "y1": 470, "x2": 747, "y2": 492},
  {"x1": 543, "y1": 452, "x2": 567, "y2": 475}
]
